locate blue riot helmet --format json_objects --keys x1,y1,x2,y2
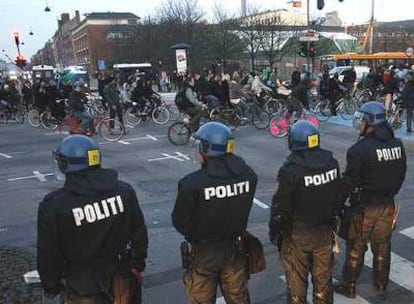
[
  {"x1": 54, "y1": 135, "x2": 101, "y2": 175},
  {"x1": 192, "y1": 122, "x2": 234, "y2": 157},
  {"x1": 288, "y1": 121, "x2": 320, "y2": 151},
  {"x1": 352, "y1": 101, "x2": 386, "y2": 132}
]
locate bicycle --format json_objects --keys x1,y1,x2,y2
[
  {"x1": 269, "y1": 108, "x2": 320, "y2": 138},
  {"x1": 167, "y1": 107, "x2": 212, "y2": 146},
  {"x1": 42, "y1": 110, "x2": 124, "y2": 142},
  {"x1": 125, "y1": 94, "x2": 170, "y2": 126},
  {"x1": 0, "y1": 102, "x2": 25, "y2": 126}
]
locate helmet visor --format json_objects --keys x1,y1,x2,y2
[
  {"x1": 190, "y1": 137, "x2": 203, "y2": 164},
  {"x1": 53, "y1": 152, "x2": 66, "y2": 181},
  {"x1": 352, "y1": 110, "x2": 364, "y2": 130}
]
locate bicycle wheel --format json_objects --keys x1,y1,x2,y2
[
  {"x1": 301, "y1": 113, "x2": 320, "y2": 130},
  {"x1": 125, "y1": 108, "x2": 142, "y2": 126},
  {"x1": 269, "y1": 115, "x2": 290, "y2": 138},
  {"x1": 340, "y1": 99, "x2": 357, "y2": 120},
  {"x1": 168, "y1": 122, "x2": 191, "y2": 145},
  {"x1": 265, "y1": 99, "x2": 283, "y2": 116},
  {"x1": 250, "y1": 106, "x2": 270, "y2": 130},
  {"x1": 40, "y1": 111, "x2": 58, "y2": 130},
  {"x1": 15, "y1": 109, "x2": 25, "y2": 124},
  {"x1": 314, "y1": 102, "x2": 331, "y2": 122},
  {"x1": 152, "y1": 105, "x2": 171, "y2": 125},
  {"x1": 28, "y1": 109, "x2": 41, "y2": 127},
  {"x1": 98, "y1": 119, "x2": 124, "y2": 142},
  {"x1": 0, "y1": 110, "x2": 8, "y2": 126}
]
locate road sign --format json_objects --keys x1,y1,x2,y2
[
  {"x1": 97, "y1": 59, "x2": 106, "y2": 70},
  {"x1": 299, "y1": 36, "x2": 320, "y2": 42},
  {"x1": 406, "y1": 47, "x2": 414, "y2": 57}
]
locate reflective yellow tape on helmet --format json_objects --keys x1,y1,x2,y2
[
  {"x1": 226, "y1": 139, "x2": 235, "y2": 153},
  {"x1": 307, "y1": 134, "x2": 319, "y2": 148},
  {"x1": 87, "y1": 149, "x2": 100, "y2": 166}
]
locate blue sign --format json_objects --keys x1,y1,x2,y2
[{"x1": 97, "y1": 60, "x2": 106, "y2": 71}]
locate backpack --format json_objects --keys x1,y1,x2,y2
[{"x1": 174, "y1": 87, "x2": 193, "y2": 111}]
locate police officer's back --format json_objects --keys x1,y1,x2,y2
[
  {"x1": 172, "y1": 122, "x2": 257, "y2": 304},
  {"x1": 335, "y1": 102, "x2": 406, "y2": 298},
  {"x1": 269, "y1": 121, "x2": 342, "y2": 304},
  {"x1": 37, "y1": 135, "x2": 148, "y2": 303}
]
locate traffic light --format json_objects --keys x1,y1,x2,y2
[
  {"x1": 13, "y1": 32, "x2": 20, "y2": 45},
  {"x1": 317, "y1": 0, "x2": 325, "y2": 10},
  {"x1": 298, "y1": 43, "x2": 308, "y2": 57},
  {"x1": 15, "y1": 55, "x2": 27, "y2": 68},
  {"x1": 309, "y1": 42, "x2": 316, "y2": 58}
]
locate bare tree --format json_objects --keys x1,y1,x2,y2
[
  {"x1": 237, "y1": 5, "x2": 265, "y2": 71},
  {"x1": 260, "y1": 17, "x2": 301, "y2": 70},
  {"x1": 204, "y1": 3, "x2": 246, "y2": 73}
]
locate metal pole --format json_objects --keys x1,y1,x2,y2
[
  {"x1": 369, "y1": 0, "x2": 375, "y2": 54},
  {"x1": 307, "y1": 0, "x2": 310, "y2": 73}
]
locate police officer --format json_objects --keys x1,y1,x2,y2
[
  {"x1": 269, "y1": 121, "x2": 342, "y2": 304},
  {"x1": 172, "y1": 122, "x2": 258, "y2": 304},
  {"x1": 37, "y1": 135, "x2": 148, "y2": 304},
  {"x1": 335, "y1": 101, "x2": 407, "y2": 298}
]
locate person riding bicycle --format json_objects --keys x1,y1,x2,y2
[
  {"x1": 104, "y1": 78, "x2": 125, "y2": 133},
  {"x1": 288, "y1": 74, "x2": 312, "y2": 118},
  {"x1": 177, "y1": 77, "x2": 206, "y2": 132},
  {"x1": 68, "y1": 84, "x2": 94, "y2": 135}
]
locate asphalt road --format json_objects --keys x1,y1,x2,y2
[{"x1": 1, "y1": 101, "x2": 414, "y2": 304}]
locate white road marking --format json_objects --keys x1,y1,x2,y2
[
  {"x1": 147, "y1": 152, "x2": 190, "y2": 162},
  {"x1": 0, "y1": 153, "x2": 13, "y2": 159},
  {"x1": 118, "y1": 140, "x2": 131, "y2": 145},
  {"x1": 253, "y1": 198, "x2": 269, "y2": 209},
  {"x1": 7, "y1": 172, "x2": 54, "y2": 182},
  {"x1": 280, "y1": 275, "x2": 370, "y2": 304},
  {"x1": 152, "y1": 221, "x2": 159, "y2": 225},
  {"x1": 161, "y1": 153, "x2": 186, "y2": 162},
  {"x1": 44, "y1": 131, "x2": 69, "y2": 136},
  {"x1": 216, "y1": 297, "x2": 226, "y2": 304},
  {"x1": 399, "y1": 226, "x2": 414, "y2": 239},
  {"x1": 146, "y1": 134, "x2": 158, "y2": 141},
  {"x1": 175, "y1": 151, "x2": 190, "y2": 160},
  {"x1": 365, "y1": 245, "x2": 414, "y2": 291}
]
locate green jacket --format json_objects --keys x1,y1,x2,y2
[{"x1": 104, "y1": 82, "x2": 120, "y2": 106}]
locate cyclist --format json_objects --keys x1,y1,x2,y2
[
  {"x1": 402, "y1": 74, "x2": 414, "y2": 133},
  {"x1": 177, "y1": 77, "x2": 206, "y2": 132},
  {"x1": 287, "y1": 74, "x2": 312, "y2": 118},
  {"x1": 68, "y1": 84, "x2": 94, "y2": 135}
]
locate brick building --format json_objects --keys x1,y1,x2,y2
[
  {"x1": 71, "y1": 12, "x2": 140, "y2": 72},
  {"x1": 52, "y1": 11, "x2": 81, "y2": 69},
  {"x1": 346, "y1": 19, "x2": 414, "y2": 53}
]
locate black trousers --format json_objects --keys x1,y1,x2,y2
[
  {"x1": 281, "y1": 226, "x2": 334, "y2": 304},
  {"x1": 341, "y1": 203, "x2": 394, "y2": 288},
  {"x1": 406, "y1": 105, "x2": 414, "y2": 131},
  {"x1": 110, "y1": 104, "x2": 124, "y2": 128},
  {"x1": 184, "y1": 240, "x2": 250, "y2": 304}
]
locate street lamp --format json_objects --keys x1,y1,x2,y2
[{"x1": 44, "y1": 0, "x2": 51, "y2": 12}]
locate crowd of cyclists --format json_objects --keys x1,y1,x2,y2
[{"x1": 1, "y1": 62, "x2": 414, "y2": 136}]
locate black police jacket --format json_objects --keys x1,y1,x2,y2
[
  {"x1": 343, "y1": 123, "x2": 407, "y2": 204},
  {"x1": 172, "y1": 154, "x2": 257, "y2": 242},
  {"x1": 269, "y1": 149, "x2": 342, "y2": 242},
  {"x1": 37, "y1": 168, "x2": 148, "y2": 296}
]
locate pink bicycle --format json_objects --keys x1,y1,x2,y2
[{"x1": 269, "y1": 108, "x2": 320, "y2": 138}]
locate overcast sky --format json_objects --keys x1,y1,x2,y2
[{"x1": 0, "y1": 0, "x2": 412, "y2": 61}]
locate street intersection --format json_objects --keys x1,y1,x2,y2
[{"x1": 1, "y1": 97, "x2": 414, "y2": 303}]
